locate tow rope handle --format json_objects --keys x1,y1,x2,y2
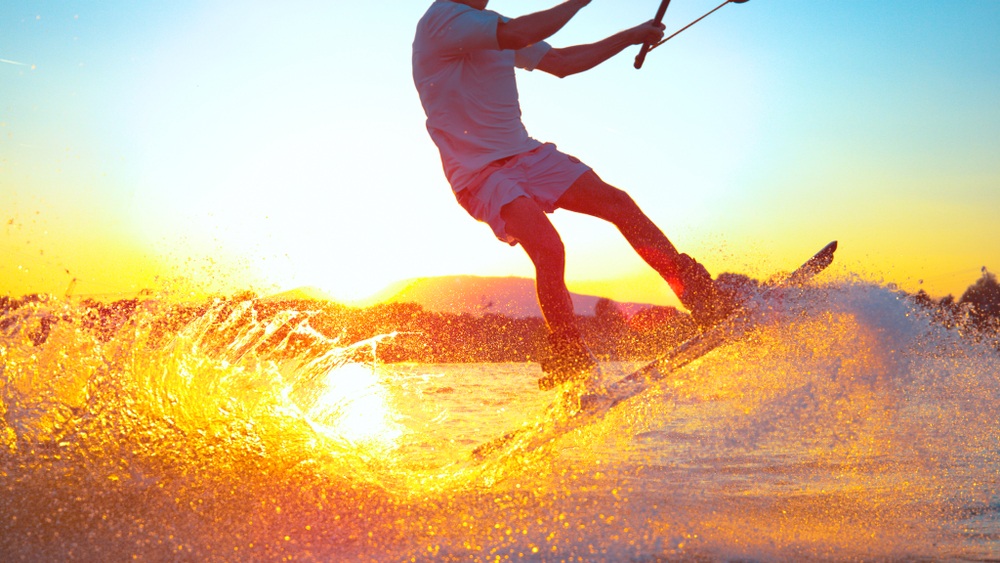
[
  {"x1": 636, "y1": 0, "x2": 751, "y2": 67},
  {"x1": 634, "y1": 0, "x2": 672, "y2": 70}
]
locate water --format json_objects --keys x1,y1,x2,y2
[{"x1": 2, "y1": 281, "x2": 999, "y2": 561}]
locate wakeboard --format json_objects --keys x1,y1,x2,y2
[{"x1": 472, "y1": 240, "x2": 838, "y2": 459}]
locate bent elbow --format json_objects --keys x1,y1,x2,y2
[{"x1": 536, "y1": 53, "x2": 574, "y2": 79}]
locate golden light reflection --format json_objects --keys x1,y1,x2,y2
[
  {"x1": 4, "y1": 278, "x2": 999, "y2": 560},
  {"x1": 304, "y1": 363, "x2": 403, "y2": 450}
]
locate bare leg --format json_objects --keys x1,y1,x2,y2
[
  {"x1": 499, "y1": 196, "x2": 578, "y2": 338},
  {"x1": 501, "y1": 195, "x2": 599, "y2": 388},
  {"x1": 555, "y1": 170, "x2": 690, "y2": 297}
]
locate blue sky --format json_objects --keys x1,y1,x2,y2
[{"x1": 2, "y1": 1, "x2": 998, "y2": 305}]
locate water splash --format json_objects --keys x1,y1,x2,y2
[
  {"x1": 1, "y1": 281, "x2": 999, "y2": 560},
  {"x1": 564, "y1": 280, "x2": 1000, "y2": 560}
]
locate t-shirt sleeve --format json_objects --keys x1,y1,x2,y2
[
  {"x1": 423, "y1": 4, "x2": 501, "y2": 53},
  {"x1": 514, "y1": 41, "x2": 552, "y2": 71}
]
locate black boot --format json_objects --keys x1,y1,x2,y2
[
  {"x1": 537, "y1": 332, "x2": 598, "y2": 391},
  {"x1": 675, "y1": 254, "x2": 738, "y2": 329}
]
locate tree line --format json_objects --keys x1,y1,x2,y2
[
  {"x1": 3, "y1": 269, "x2": 998, "y2": 361},
  {"x1": 912, "y1": 268, "x2": 1000, "y2": 347}
]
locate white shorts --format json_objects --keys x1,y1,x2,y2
[{"x1": 455, "y1": 143, "x2": 592, "y2": 245}]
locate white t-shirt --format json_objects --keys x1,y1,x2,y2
[{"x1": 412, "y1": 0, "x2": 552, "y2": 193}]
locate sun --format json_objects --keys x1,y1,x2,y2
[{"x1": 304, "y1": 362, "x2": 403, "y2": 450}]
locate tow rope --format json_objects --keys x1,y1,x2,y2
[{"x1": 637, "y1": 0, "x2": 751, "y2": 67}]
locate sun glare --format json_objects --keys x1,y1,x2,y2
[{"x1": 305, "y1": 363, "x2": 402, "y2": 450}]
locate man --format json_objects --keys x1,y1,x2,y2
[{"x1": 412, "y1": 0, "x2": 734, "y2": 391}]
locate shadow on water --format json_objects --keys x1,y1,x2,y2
[{"x1": 1, "y1": 280, "x2": 999, "y2": 561}]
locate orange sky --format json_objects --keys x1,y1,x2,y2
[{"x1": 2, "y1": 2, "x2": 999, "y2": 306}]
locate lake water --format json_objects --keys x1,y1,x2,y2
[{"x1": 2, "y1": 281, "x2": 999, "y2": 561}]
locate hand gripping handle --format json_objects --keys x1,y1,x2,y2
[{"x1": 634, "y1": 0, "x2": 672, "y2": 69}]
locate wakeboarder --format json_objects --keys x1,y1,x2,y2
[{"x1": 412, "y1": 0, "x2": 735, "y2": 390}]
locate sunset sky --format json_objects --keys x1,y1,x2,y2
[{"x1": 2, "y1": 1, "x2": 998, "y2": 308}]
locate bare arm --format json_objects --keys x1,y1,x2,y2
[
  {"x1": 536, "y1": 20, "x2": 665, "y2": 78},
  {"x1": 496, "y1": 0, "x2": 592, "y2": 51}
]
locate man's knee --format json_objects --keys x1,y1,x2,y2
[
  {"x1": 526, "y1": 232, "x2": 566, "y2": 270},
  {"x1": 596, "y1": 185, "x2": 642, "y2": 225},
  {"x1": 501, "y1": 198, "x2": 566, "y2": 266},
  {"x1": 560, "y1": 173, "x2": 641, "y2": 221},
  {"x1": 606, "y1": 185, "x2": 637, "y2": 210}
]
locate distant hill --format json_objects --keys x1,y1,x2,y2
[
  {"x1": 361, "y1": 275, "x2": 663, "y2": 319},
  {"x1": 264, "y1": 286, "x2": 338, "y2": 303}
]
